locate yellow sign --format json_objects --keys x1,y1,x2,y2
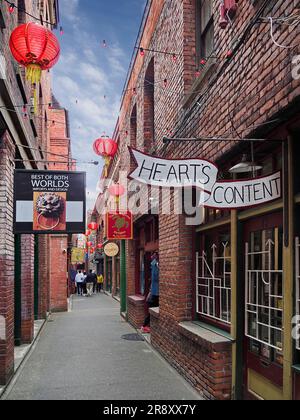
[
  {"x1": 104, "y1": 242, "x2": 120, "y2": 257},
  {"x1": 71, "y1": 248, "x2": 85, "y2": 264}
]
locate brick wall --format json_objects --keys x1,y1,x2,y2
[
  {"x1": 38, "y1": 235, "x2": 50, "y2": 319},
  {"x1": 20, "y1": 235, "x2": 34, "y2": 344},
  {"x1": 0, "y1": 132, "x2": 15, "y2": 385},
  {"x1": 50, "y1": 236, "x2": 68, "y2": 312},
  {"x1": 150, "y1": 311, "x2": 232, "y2": 400},
  {"x1": 128, "y1": 296, "x2": 146, "y2": 329}
]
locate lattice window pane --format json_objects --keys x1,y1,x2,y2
[
  {"x1": 245, "y1": 228, "x2": 283, "y2": 353},
  {"x1": 196, "y1": 240, "x2": 231, "y2": 325}
]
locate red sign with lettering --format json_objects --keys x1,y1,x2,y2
[{"x1": 106, "y1": 212, "x2": 133, "y2": 240}]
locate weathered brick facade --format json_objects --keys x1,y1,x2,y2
[
  {"x1": 20, "y1": 235, "x2": 35, "y2": 344},
  {"x1": 0, "y1": 132, "x2": 15, "y2": 385},
  {"x1": 0, "y1": 0, "x2": 63, "y2": 385},
  {"x1": 96, "y1": 0, "x2": 300, "y2": 400}
]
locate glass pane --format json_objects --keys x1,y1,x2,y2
[
  {"x1": 202, "y1": 22, "x2": 214, "y2": 58},
  {"x1": 201, "y1": 0, "x2": 212, "y2": 30}
]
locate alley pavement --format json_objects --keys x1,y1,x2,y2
[{"x1": 3, "y1": 294, "x2": 201, "y2": 401}]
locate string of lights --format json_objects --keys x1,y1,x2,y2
[
  {"x1": 0, "y1": 105, "x2": 71, "y2": 126},
  {"x1": 157, "y1": 0, "x2": 273, "y2": 156},
  {"x1": 136, "y1": 46, "x2": 180, "y2": 62},
  {"x1": 3, "y1": 0, "x2": 63, "y2": 31},
  {"x1": 17, "y1": 143, "x2": 99, "y2": 167}
]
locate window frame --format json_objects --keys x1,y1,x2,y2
[
  {"x1": 196, "y1": 0, "x2": 214, "y2": 60},
  {"x1": 196, "y1": 226, "x2": 232, "y2": 332}
]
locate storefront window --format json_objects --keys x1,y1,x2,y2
[
  {"x1": 245, "y1": 226, "x2": 283, "y2": 365},
  {"x1": 115, "y1": 256, "x2": 120, "y2": 297},
  {"x1": 106, "y1": 257, "x2": 113, "y2": 293},
  {"x1": 196, "y1": 230, "x2": 231, "y2": 328}
]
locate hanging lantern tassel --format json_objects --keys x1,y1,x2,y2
[
  {"x1": 104, "y1": 156, "x2": 111, "y2": 177},
  {"x1": 26, "y1": 65, "x2": 42, "y2": 115}
]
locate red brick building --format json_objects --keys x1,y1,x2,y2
[
  {"x1": 95, "y1": 0, "x2": 300, "y2": 400},
  {"x1": 0, "y1": 0, "x2": 72, "y2": 386},
  {"x1": 48, "y1": 96, "x2": 75, "y2": 312}
]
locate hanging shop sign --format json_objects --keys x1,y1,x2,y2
[
  {"x1": 106, "y1": 212, "x2": 133, "y2": 240},
  {"x1": 14, "y1": 170, "x2": 86, "y2": 234},
  {"x1": 128, "y1": 148, "x2": 282, "y2": 209},
  {"x1": 129, "y1": 148, "x2": 219, "y2": 193},
  {"x1": 104, "y1": 242, "x2": 120, "y2": 258},
  {"x1": 71, "y1": 248, "x2": 86, "y2": 265},
  {"x1": 202, "y1": 171, "x2": 281, "y2": 209}
]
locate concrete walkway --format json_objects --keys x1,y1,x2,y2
[{"x1": 3, "y1": 294, "x2": 201, "y2": 400}]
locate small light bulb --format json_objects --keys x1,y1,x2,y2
[
  {"x1": 140, "y1": 48, "x2": 145, "y2": 57},
  {"x1": 8, "y1": 3, "x2": 15, "y2": 13}
]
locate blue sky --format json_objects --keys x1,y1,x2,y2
[{"x1": 52, "y1": 0, "x2": 147, "y2": 211}]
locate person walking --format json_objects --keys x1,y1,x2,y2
[
  {"x1": 141, "y1": 252, "x2": 159, "y2": 334},
  {"x1": 97, "y1": 274, "x2": 104, "y2": 293},
  {"x1": 85, "y1": 270, "x2": 97, "y2": 297},
  {"x1": 75, "y1": 270, "x2": 84, "y2": 296}
]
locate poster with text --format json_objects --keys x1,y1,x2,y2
[{"x1": 14, "y1": 170, "x2": 86, "y2": 234}]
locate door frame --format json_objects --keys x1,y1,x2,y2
[{"x1": 242, "y1": 212, "x2": 284, "y2": 399}]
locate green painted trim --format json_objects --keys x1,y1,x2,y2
[
  {"x1": 193, "y1": 321, "x2": 234, "y2": 341},
  {"x1": 120, "y1": 240, "x2": 127, "y2": 313},
  {"x1": 14, "y1": 235, "x2": 22, "y2": 346},
  {"x1": 34, "y1": 235, "x2": 39, "y2": 320},
  {"x1": 235, "y1": 218, "x2": 245, "y2": 400}
]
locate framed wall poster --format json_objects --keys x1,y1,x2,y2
[{"x1": 14, "y1": 170, "x2": 86, "y2": 234}]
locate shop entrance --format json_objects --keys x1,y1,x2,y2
[
  {"x1": 243, "y1": 212, "x2": 284, "y2": 400},
  {"x1": 138, "y1": 250, "x2": 152, "y2": 298}
]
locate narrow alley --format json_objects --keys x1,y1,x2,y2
[{"x1": 2, "y1": 294, "x2": 201, "y2": 401}]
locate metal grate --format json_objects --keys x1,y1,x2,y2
[
  {"x1": 196, "y1": 242, "x2": 231, "y2": 325},
  {"x1": 121, "y1": 334, "x2": 145, "y2": 342},
  {"x1": 245, "y1": 233, "x2": 283, "y2": 352}
]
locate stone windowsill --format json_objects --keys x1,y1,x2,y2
[
  {"x1": 178, "y1": 321, "x2": 234, "y2": 351},
  {"x1": 128, "y1": 295, "x2": 145, "y2": 306},
  {"x1": 292, "y1": 365, "x2": 300, "y2": 374},
  {"x1": 149, "y1": 307, "x2": 160, "y2": 319}
]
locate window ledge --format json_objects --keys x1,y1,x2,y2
[
  {"x1": 149, "y1": 307, "x2": 160, "y2": 319},
  {"x1": 182, "y1": 57, "x2": 217, "y2": 109},
  {"x1": 178, "y1": 321, "x2": 234, "y2": 351}
]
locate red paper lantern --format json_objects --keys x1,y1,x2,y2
[
  {"x1": 9, "y1": 23, "x2": 60, "y2": 112},
  {"x1": 88, "y1": 222, "x2": 99, "y2": 231},
  {"x1": 97, "y1": 243, "x2": 103, "y2": 250},
  {"x1": 109, "y1": 184, "x2": 125, "y2": 198},
  {"x1": 86, "y1": 241, "x2": 93, "y2": 248},
  {"x1": 93, "y1": 136, "x2": 118, "y2": 177}
]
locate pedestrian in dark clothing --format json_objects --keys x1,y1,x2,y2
[
  {"x1": 142, "y1": 252, "x2": 159, "y2": 333},
  {"x1": 85, "y1": 270, "x2": 97, "y2": 297}
]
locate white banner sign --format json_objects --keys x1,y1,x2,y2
[
  {"x1": 202, "y1": 172, "x2": 281, "y2": 209},
  {"x1": 128, "y1": 148, "x2": 282, "y2": 210},
  {"x1": 129, "y1": 148, "x2": 218, "y2": 193}
]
